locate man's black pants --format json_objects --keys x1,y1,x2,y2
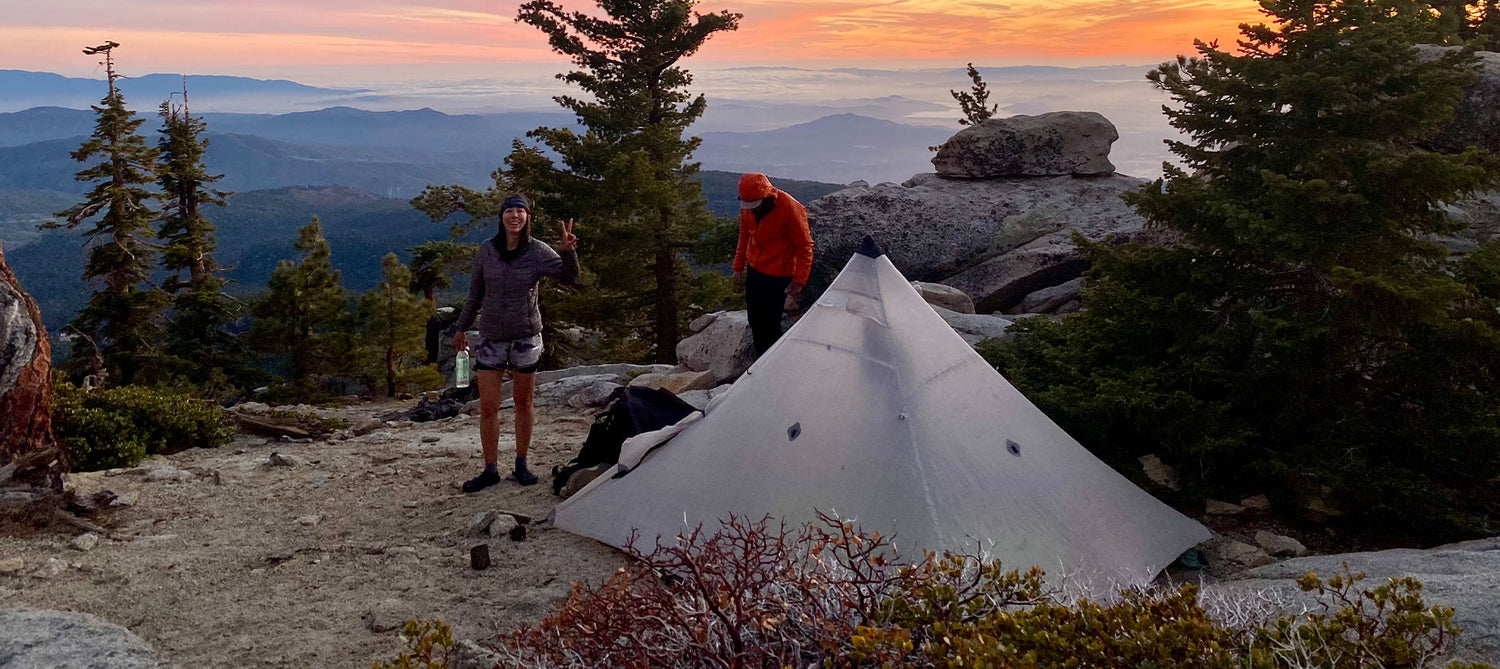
[{"x1": 745, "y1": 267, "x2": 792, "y2": 357}]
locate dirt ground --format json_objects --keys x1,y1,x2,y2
[{"x1": 0, "y1": 399, "x2": 630, "y2": 668}]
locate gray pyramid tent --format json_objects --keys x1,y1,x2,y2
[{"x1": 552, "y1": 239, "x2": 1209, "y2": 585}]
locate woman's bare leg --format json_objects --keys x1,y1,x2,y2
[
  {"x1": 512, "y1": 371, "x2": 536, "y2": 459},
  {"x1": 477, "y1": 369, "x2": 506, "y2": 466}
]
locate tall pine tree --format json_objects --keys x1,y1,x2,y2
[
  {"x1": 988, "y1": 0, "x2": 1500, "y2": 541},
  {"x1": 156, "y1": 82, "x2": 237, "y2": 391},
  {"x1": 358, "y1": 253, "x2": 433, "y2": 397},
  {"x1": 49, "y1": 42, "x2": 165, "y2": 387},
  {"x1": 250, "y1": 217, "x2": 347, "y2": 389},
  {"x1": 506, "y1": 0, "x2": 740, "y2": 363}
]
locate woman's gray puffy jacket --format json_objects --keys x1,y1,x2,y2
[{"x1": 452, "y1": 237, "x2": 579, "y2": 342}]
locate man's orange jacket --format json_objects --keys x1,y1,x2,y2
[{"x1": 733, "y1": 188, "x2": 814, "y2": 285}]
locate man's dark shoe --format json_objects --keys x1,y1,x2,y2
[
  {"x1": 462, "y1": 469, "x2": 502, "y2": 493},
  {"x1": 511, "y1": 466, "x2": 539, "y2": 486}
]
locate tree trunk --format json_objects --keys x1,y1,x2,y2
[
  {"x1": 654, "y1": 208, "x2": 679, "y2": 364},
  {"x1": 0, "y1": 242, "x2": 64, "y2": 493},
  {"x1": 386, "y1": 345, "x2": 396, "y2": 398}
]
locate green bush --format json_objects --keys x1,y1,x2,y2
[
  {"x1": 481, "y1": 515, "x2": 1494, "y2": 669},
  {"x1": 372, "y1": 620, "x2": 455, "y2": 669},
  {"x1": 54, "y1": 382, "x2": 237, "y2": 471}
]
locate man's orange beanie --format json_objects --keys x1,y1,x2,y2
[{"x1": 738, "y1": 173, "x2": 775, "y2": 201}]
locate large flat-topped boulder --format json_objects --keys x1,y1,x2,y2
[
  {"x1": 1204, "y1": 540, "x2": 1500, "y2": 666},
  {"x1": 0, "y1": 608, "x2": 163, "y2": 668},
  {"x1": 932, "y1": 111, "x2": 1119, "y2": 178},
  {"x1": 807, "y1": 172, "x2": 1150, "y2": 313}
]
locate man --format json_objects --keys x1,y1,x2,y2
[{"x1": 733, "y1": 173, "x2": 814, "y2": 357}]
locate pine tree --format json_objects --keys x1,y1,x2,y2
[
  {"x1": 250, "y1": 217, "x2": 347, "y2": 388},
  {"x1": 407, "y1": 240, "x2": 476, "y2": 303},
  {"x1": 952, "y1": 63, "x2": 998, "y2": 126},
  {"x1": 359, "y1": 253, "x2": 433, "y2": 397},
  {"x1": 156, "y1": 81, "x2": 237, "y2": 390},
  {"x1": 49, "y1": 42, "x2": 165, "y2": 387},
  {"x1": 988, "y1": 0, "x2": 1500, "y2": 540},
  {"x1": 506, "y1": 0, "x2": 740, "y2": 363}
]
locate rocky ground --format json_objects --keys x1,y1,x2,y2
[
  {"x1": 4, "y1": 391, "x2": 1500, "y2": 668},
  {"x1": 0, "y1": 399, "x2": 629, "y2": 668}
]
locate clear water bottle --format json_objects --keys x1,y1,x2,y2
[{"x1": 455, "y1": 348, "x2": 471, "y2": 388}]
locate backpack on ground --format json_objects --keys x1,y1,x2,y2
[{"x1": 552, "y1": 386, "x2": 697, "y2": 496}]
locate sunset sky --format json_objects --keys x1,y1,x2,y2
[{"x1": 2, "y1": 0, "x2": 1267, "y2": 83}]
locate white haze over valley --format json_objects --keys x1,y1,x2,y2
[{"x1": 1, "y1": 63, "x2": 1184, "y2": 182}]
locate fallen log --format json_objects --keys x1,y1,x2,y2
[{"x1": 233, "y1": 412, "x2": 313, "y2": 439}]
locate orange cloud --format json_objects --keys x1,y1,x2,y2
[
  {"x1": 703, "y1": 0, "x2": 1265, "y2": 62},
  {"x1": 3, "y1": 0, "x2": 1267, "y2": 76}
]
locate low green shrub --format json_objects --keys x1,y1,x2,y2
[
  {"x1": 372, "y1": 620, "x2": 455, "y2": 669},
  {"x1": 53, "y1": 382, "x2": 238, "y2": 471},
  {"x1": 470, "y1": 515, "x2": 1494, "y2": 669}
]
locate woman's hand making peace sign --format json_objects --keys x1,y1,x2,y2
[{"x1": 558, "y1": 218, "x2": 579, "y2": 252}]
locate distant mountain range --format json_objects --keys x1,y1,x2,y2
[
  {"x1": 0, "y1": 70, "x2": 366, "y2": 113},
  {"x1": 0, "y1": 104, "x2": 951, "y2": 186},
  {"x1": 697, "y1": 113, "x2": 952, "y2": 184}
]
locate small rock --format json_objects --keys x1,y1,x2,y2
[
  {"x1": 1254, "y1": 530, "x2": 1309, "y2": 557},
  {"x1": 497, "y1": 510, "x2": 533, "y2": 525},
  {"x1": 145, "y1": 466, "x2": 187, "y2": 483},
  {"x1": 268, "y1": 452, "x2": 306, "y2": 468},
  {"x1": 296, "y1": 514, "x2": 322, "y2": 527},
  {"x1": 1240, "y1": 494, "x2": 1272, "y2": 511},
  {"x1": 1205, "y1": 499, "x2": 1245, "y2": 516},
  {"x1": 509, "y1": 524, "x2": 527, "y2": 542},
  {"x1": 1138, "y1": 454, "x2": 1179, "y2": 490},
  {"x1": 33, "y1": 557, "x2": 68, "y2": 579},
  {"x1": 106, "y1": 466, "x2": 150, "y2": 477},
  {"x1": 468, "y1": 510, "x2": 497, "y2": 535},
  {"x1": 110, "y1": 493, "x2": 136, "y2": 507},
  {"x1": 279, "y1": 435, "x2": 294, "y2": 443},
  {"x1": 421, "y1": 435, "x2": 441, "y2": 443},
  {"x1": 351, "y1": 419, "x2": 384, "y2": 436},
  {"x1": 266, "y1": 552, "x2": 295, "y2": 564},
  {"x1": 402, "y1": 501, "x2": 418, "y2": 509},
  {"x1": 364, "y1": 599, "x2": 409, "y2": 633},
  {"x1": 491, "y1": 515, "x2": 519, "y2": 538},
  {"x1": 1202, "y1": 537, "x2": 1275, "y2": 573},
  {"x1": 0, "y1": 557, "x2": 23, "y2": 575},
  {"x1": 71, "y1": 533, "x2": 101, "y2": 552},
  {"x1": 369, "y1": 452, "x2": 401, "y2": 464}
]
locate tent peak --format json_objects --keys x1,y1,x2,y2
[{"x1": 856, "y1": 236, "x2": 885, "y2": 258}]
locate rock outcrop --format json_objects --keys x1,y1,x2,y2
[
  {"x1": 1419, "y1": 46, "x2": 1500, "y2": 156},
  {"x1": 675, "y1": 311, "x2": 754, "y2": 383},
  {"x1": 0, "y1": 243, "x2": 62, "y2": 497},
  {"x1": 808, "y1": 172, "x2": 1152, "y2": 313},
  {"x1": 932, "y1": 111, "x2": 1119, "y2": 178},
  {"x1": 0, "y1": 608, "x2": 163, "y2": 668},
  {"x1": 1205, "y1": 541, "x2": 1500, "y2": 666}
]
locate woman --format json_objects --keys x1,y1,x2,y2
[{"x1": 451, "y1": 194, "x2": 579, "y2": 492}]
